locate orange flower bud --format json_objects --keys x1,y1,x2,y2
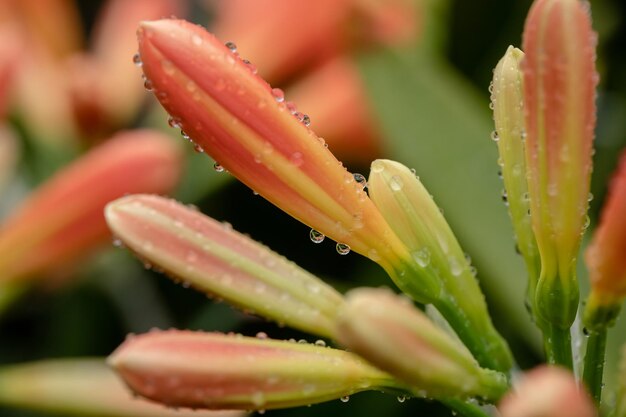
[
  {"x1": 0, "y1": 359, "x2": 241, "y2": 417},
  {"x1": 109, "y1": 330, "x2": 400, "y2": 410},
  {"x1": 499, "y1": 366, "x2": 596, "y2": 417},
  {"x1": 0, "y1": 130, "x2": 182, "y2": 284},
  {"x1": 105, "y1": 194, "x2": 344, "y2": 338},
  {"x1": 522, "y1": 0, "x2": 598, "y2": 328}
]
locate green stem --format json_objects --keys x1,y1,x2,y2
[
  {"x1": 583, "y1": 328, "x2": 607, "y2": 405},
  {"x1": 441, "y1": 399, "x2": 491, "y2": 417},
  {"x1": 543, "y1": 322, "x2": 573, "y2": 369}
]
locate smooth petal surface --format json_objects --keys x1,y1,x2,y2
[
  {"x1": 336, "y1": 288, "x2": 508, "y2": 401},
  {"x1": 499, "y1": 366, "x2": 596, "y2": 417},
  {"x1": 522, "y1": 0, "x2": 597, "y2": 326},
  {"x1": 368, "y1": 159, "x2": 513, "y2": 372},
  {"x1": 491, "y1": 46, "x2": 540, "y2": 289},
  {"x1": 106, "y1": 194, "x2": 344, "y2": 338},
  {"x1": 0, "y1": 130, "x2": 182, "y2": 284},
  {"x1": 0, "y1": 359, "x2": 239, "y2": 417},
  {"x1": 109, "y1": 330, "x2": 400, "y2": 410},
  {"x1": 137, "y1": 19, "x2": 411, "y2": 275}
]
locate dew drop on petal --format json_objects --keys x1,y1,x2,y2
[
  {"x1": 225, "y1": 41, "x2": 237, "y2": 53},
  {"x1": 353, "y1": 173, "x2": 367, "y2": 188},
  {"x1": 336, "y1": 243, "x2": 351, "y2": 255},
  {"x1": 167, "y1": 116, "x2": 181, "y2": 129},
  {"x1": 314, "y1": 339, "x2": 326, "y2": 347},
  {"x1": 491, "y1": 130, "x2": 499, "y2": 142},
  {"x1": 214, "y1": 162, "x2": 224, "y2": 172},
  {"x1": 310, "y1": 229, "x2": 325, "y2": 244},
  {"x1": 256, "y1": 332, "x2": 268, "y2": 339},
  {"x1": 302, "y1": 114, "x2": 311, "y2": 126},
  {"x1": 340, "y1": 396, "x2": 350, "y2": 403},
  {"x1": 389, "y1": 175, "x2": 404, "y2": 191},
  {"x1": 271, "y1": 88, "x2": 285, "y2": 103},
  {"x1": 413, "y1": 247, "x2": 431, "y2": 268},
  {"x1": 132, "y1": 53, "x2": 142, "y2": 66},
  {"x1": 397, "y1": 395, "x2": 407, "y2": 403}
]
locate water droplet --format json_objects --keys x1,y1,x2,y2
[
  {"x1": 289, "y1": 151, "x2": 303, "y2": 167},
  {"x1": 194, "y1": 143, "x2": 204, "y2": 153},
  {"x1": 143, "y1": 77, "x2": 153, "y2": 91},
  {"x1": 286, "y1": 101, "x2": 297, "y2": 114},
  {"x1": 310, "y1": 229, "x2": 325, "y2": 244},
  {"x1": 389, "y1": 175, "x2": 404, "y2": 191},
  {"x1": 449, "y1": 256, "x2": 463, "y2": 276},
  {"x1": 132, "y1": 53, "x2": 142, "y2": 66},
  {"x1": 397, "y1": 395, "x2": 407, "y2": 403},
  {"x1": 583, "y1": 215, "x2": 591, "y2": 229},
  {"x1": 181, "y1": 130, "x2": 190, "y2": 140},
  {"x1": 413, "y1": 248, "x2": 431, "y2": 267},
  {"x1": 336, "y1": 243, "x2": 351, "y2": 255},
  {"x1": 353, "y1": 173, "x2": 367, "y2": 188},
  {"x1": 501, "y1": 189, "x2": 509, "y2": 205},
  {"x1": 488, "y1": 82, "x2": 494, "y2": 94},
  {"x1": 225, "y1": 41, "x2": 237, "y2": 53},
  {"x1": 167, "y1": 116, "x2": 181, "y2": 129},
  {"x1": 371, "y1": 163, "x2": 384, "y2": 174},
  {"x1": 242, "y1": 59, "x2": 257, "y2": 74},
  {"x1": 214, "y1": 162, "x2": 224, "y2": 172},
  {"x1": 588, "y1": 193, "x2": 594, "y2": 202},
  {"x1": 491, "y1": 130, "x2": 499, "y2": 142},
  {"x1": 271, "y1": 88, "x2": 285, "y2": 103},
  {"x1": 469, "y1": 266, "x2": 477, "y2": 276},
  {"x1": 302, "y1": 114, "x2": 311, "y2": 126},
  {"x1": 256, "y1": 332, "x2": 268, "y2": 339},
  {"x1": 489, "y1": 101, "x2": 495, "y2": 110},
  {"x1": 340, "y1": 396, "x2": 350, "y2": 403},
  {"x1": 314, "y1": 339, "x2": 326, "y2": 347},
  {"x1": 192, "y1": 34, "x2": 202, "y2": 46},
  {"x1": 112, "y1": 237, "x2": 124, "y2": 248},
  {"x1": 294, "y1": 112, "x2": 305, "y2": 123}
]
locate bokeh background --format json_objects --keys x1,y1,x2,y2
[{"x1": 1, "y1": 0, "x2": 625, "y2": 416}]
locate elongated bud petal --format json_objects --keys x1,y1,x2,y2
[
  {"x1": 0, "y1": 359, "x2": 238, "y2": 417},
  {"x1": 368, "y1": 159, "x2": 513, "y2": 372},
  {"x1": 491, "y1": 46, "x2": 540, "y2": 292},
  {"x1": 137, "y1": 19, "x2": 414, "y2": 285},
  {"x1": 336, "y1": 288, "x2": 508, "y2": 401},
  {"x1": 109, "y1": 330, "x2": 400, "y2": 410},
  {"x1": 584, "y1": 151, "x2": 626, "y2": 329},
  {"x1": 499, "y1": 366, "x2": 596, "y2": 417},
  {"x1": 522, "y1": 0, "x2": 597, "y2": 327},
  {"x1": 0, "y1": 130, "x2": 182, "y2": 284},
  {"x1": 105, "y1": 194, "x2": 344, "y2": 338}
]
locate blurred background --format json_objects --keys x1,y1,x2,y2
[{"x1": 0, "y1": 0, "x2": 625, "y2": 416}]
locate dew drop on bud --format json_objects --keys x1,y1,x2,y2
[
  {"x1": 302, "y1": 114, "x2": 311, "y2": 126},
  {"x1": 214, "y1": 162, "x2": 224, "y2": 172},
  {"x1": 167, "y1": 116, "x2": 181, "y2": 129},
  {"x1": 132, "y1": 53, "x2": 142, "y2": 66},
  {"x1": 389, "y1": 175, "x2": 404, "y2": 191},
  {"x1": 310, "y1": 229, "x2": 325, "y2": 244},
  {"x1": 397, "y1": 395, "x2": 407, "y2": 403},
  {"x1": 491, "y1": 130, "x2": 499, "y2": 142},
  {"x1": 242, "y1": 59, "x2": 257, "y2": 74},
  {"x1": 143, "y1": 78, "x2": 153, "y2": 91},
  {"x1": 181, "y1": 131, "x2": 190, "y2": 141},
  {"x1": 256, "y1": 332, "x2": 268, "y2": 339},
  {"x1": 340, "y1": 396, "x2": 350, "y2": 403},
  {"x1": 225, "y1": 41, "x2": 237, "y2": 53},
  {"x1": 112, "y1": 237, "x2": 124, "y2": 248},
  {"x1": 314, "y1": 339, "x2": 326, "y2": 347},
  {"x1": 271, "y1": 88, "x2": 285, "y2": 103},
  {"x1": 336, "y1": 243, "x2": 351, "y2": 255},
  {"x1": 194, "y1": 143, "x2": 204, "y2": 153}
]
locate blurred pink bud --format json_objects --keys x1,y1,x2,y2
[
  {"x1": 67, "y1": 0, "x2": 185, "y2": 139},
  {"x1": 584, "y1": 151, "x2": 626, "y2": 325},
  {"x1": 522, "y1": 0, "x2": 598, "y2": 327},
  {"x1": 0, "y1": 125, "x2": 19, "y2": 196},
  {"x1": 499, "y1": 366, "x2": 596, "y2": 417},
  {"x1": 0, "y1": 24, "x2": 22, "y2": 119},
  {"x1": 0, "y1": 130, "x2": 182, "y2": 284},
  {"x1": 137, "y1": 19, "x2": 411, "y2": 275},
  {"x1": 0, "y1": 359, "x2": 242, "y2": 417},
  {"x1": 109, "y1": 330, "x2": 400, "y2": 410},
  {"x1": 286, "y1": 58, "x2": 382, "y2": 164},
  {"x1": 105, "y1": 194, "x2": 344, "y2": 338}
]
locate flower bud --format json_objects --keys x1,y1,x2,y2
[
  {"x1": 584, "y1": 151, "x2": 626, "y2": 330},
  {"x1": 0, "y1": 359, "x2": 240, "y2": 417},
  {"x1": 367, "y1": 159, "x2": 513, "y2": 372},
  {"x1": 105, "y1": 194, "x2": 344, "y2": 338},
  {"x1": 491, "y1": 46, "x2": 540, "y2": 295},
  {"x1": 0, "y1": 130, "x2": 182, "y2": 285},
  {"x1": 522, "y1": 0, "x2": 598, "y2": 328},
  {"x1": 498, "y1": 366, "x2": 596, "y2": 417},
  {"x1": 108, "y1": 330, "x2": 400, "y2": 410},
  {"x1": 336, "y1": 288, "x2": 508, "y2": 401}
]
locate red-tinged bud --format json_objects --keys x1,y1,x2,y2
[
  {"x1": 108, "y1": 330, "x2": 401, "y2": 410},
  {"x1": 286, "y1": 58, "x2": 382, "y2": 165},
  {"x1": 522, "y1": 0, "x2": 598, "y2": 328},
  {"x1": 105, "y1": 194, "x2": 344, "y2": 338},
  {"x1": 137, "y1": 19, "x2": 413, "y2": 284},
  {"x1": 584, "y1": 151, "x2": 626, "y2": 329},
  {"x1": 499, "y1": 366, "x2": 596, "y2": 417},
  {"x1": 0, "y1": 359, "x2": 241, "y2": 417},
  {"x1": 68, "y1": 0, "x2": 185, "y2": 139},
  {"x1": 0, "y1": 130, "x2": 182, "y2": 284},
  {"x1": 0, "y1": 25, "x2": 22, "y2": 119}
]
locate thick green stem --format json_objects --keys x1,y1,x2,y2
[
  {"x1": 583, "y1": 328, "x2": 607, "y2": 405},
  {"x1": 441, "y1": 399, "x2": 492, "y2": 417},
  {"x1": 543, "y1": 323, "x2": 573, "y2": 370}
]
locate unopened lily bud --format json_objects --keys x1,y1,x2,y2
[
  {"x1": 136, "y1": 19, "x2": 420, "y2": 300},
  {"x1": 367, "y1": 159, "x2": 513, "y2": 372},
  {"x1": 491, "y1": 46, "x2": 540, "y2": 296},
  {"x1": 105, "y1": 194, "x2": 344, "y2": 338},
  {"x1": 0, "y1": 359, "x2": 239, "y2": 417},
  {"x1": 499, "y1": 366, "x2": 596, "y2": 417},
  {"x1": 584, "y1": 151, "x2": 626, "y2": 330},
  {"x1": 522, "y1": 0, "x2": 598, "y2": 328},
  {"x1": 336, "y1": 288, "x2": 508, "y2": 401},
  {"x1": 109, "y1": 330, "x2": 401, "y2": 410},
  {"x1": 0, "y1": 130, "x2": 182, "y2": 285}
]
